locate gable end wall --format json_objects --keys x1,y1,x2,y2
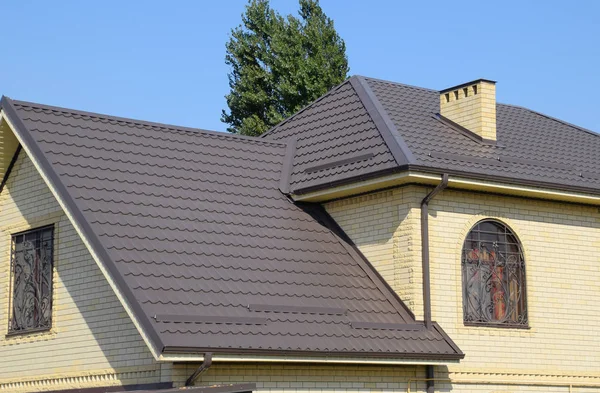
[{"x1": 0, "y1": 152, "x2": 167, "y2": 392}]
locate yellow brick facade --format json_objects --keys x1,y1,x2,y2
[
  {"x1": 2, "y1": 149, "x2": 599, "y2": 392},
  {"x1": 176, "y1": 363, "x2": 429, "y2": 393},
  {"x1": 0, "y1": 152, "x2": 167, "y2": 391},
  {"x1": 326, "y1": 185, "x2": 600, "y2": 392},
  {"x1": 440, "y1": 80, "x2": 497, "y2": 141}
]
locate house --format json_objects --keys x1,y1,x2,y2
[{"x1": 0, "y1": 75, "x2": 597, "y2": 393}]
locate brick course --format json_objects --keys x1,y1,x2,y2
[
  {"x1": 3, "y1": 152, "x2": 600, "y2": 392},
  {"x1": 326, "y1": 185, "x2": 600, "y2": 391},
  {"x1": 0, "y1": 153, "x2": 163, "y2": 391}
]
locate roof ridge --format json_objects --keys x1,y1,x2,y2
[
  {"x1": 358, "y1": 75, "x2": 438, "y2": 92},
  {"x1": 498, "y1": 102, "x2": 600, "y2": 138},
  {"x1": 9, "y1": 98, "x2": 287, "y2": 147}
]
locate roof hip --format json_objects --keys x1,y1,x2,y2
[{"x1": 349, "y1": 76, "x2": 416, "y2": 166}]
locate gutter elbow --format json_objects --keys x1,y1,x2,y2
[
  {"x1": 185, "y1": 352, "x2": 213, "y2": 387},
  {"x1": 422, "y1": 173, "x2": 449, "y2": 207}
]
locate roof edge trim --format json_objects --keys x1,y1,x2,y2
[
  {"x1": 432, "y1": 322, "x2": 463, "y2": 356},
  {"x1": 0, "y1": 97, "x2": 165, "y2": 359},
  {"x1": 279, "y1": 137, "x2": 297, "y2": 194},
  {"x1": 350, "y1": 76, "x2": 416, "y2": 166},
  {"x1": 161, "y1": 347, "x2": 464, "y2": 361},
  {"x1": 294, "y1": 168, "x2": 600, "y2": 206}
]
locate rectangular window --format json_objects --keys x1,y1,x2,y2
[{"x1": 8, "y1": 225, "x2": 54, "y2": 334}]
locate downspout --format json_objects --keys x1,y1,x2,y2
[
  {"x1": 185, "y1": 352, "x2": 213, "y2": 387},
  {"x1": 421, "y1": 174, "x2": 449, "y2": 393},
  {"x1": 421, "y1": 173, "x2": 448, "y2": 328}
]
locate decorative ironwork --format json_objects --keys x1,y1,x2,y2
[
  {"x1": 461, "y1": 220, "x2": 527, "y2": 327},
  {"x1": 9, "y1": 226, "x2": 54, "y2": 333}
]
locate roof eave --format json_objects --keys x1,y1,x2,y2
[
  {"x1": 291, "y1": 165, "x2": 600, "y2": 205},
  {"x1": 160, "y1": 347, "x2": 464, "y2": 363}
]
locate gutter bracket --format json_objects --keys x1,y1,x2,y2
[
  {"x1": 185, "y1": 352, "x2": 213, "y2": 387},
  {"x1": 421, "y1": 173, "x2": 449, "y2": 329}
]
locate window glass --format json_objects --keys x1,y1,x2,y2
[
  {"x1": 9, "y1": 226, "x2": 54, "y2": 333},
  {"x1": 462, "y1": 220, "x2": 527, "y2": 327}
]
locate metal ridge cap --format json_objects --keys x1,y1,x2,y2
[
  {"x1": 354, "y1": 75, "x2": 438, "y2": 93},
  {"x1": 350, "y1": 76, "x2": 416, "y2": 166}
]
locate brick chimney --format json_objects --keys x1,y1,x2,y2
[{"x1": 440, "y1": 79, "x2": 497, "y2": 142}]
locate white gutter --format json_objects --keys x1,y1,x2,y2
[
  {"x1": 293, "y1": 170, "x2": 600, "y2": 205},
  {"x1": 158, "y1": 353, "x2": 459, "y2": 366}
]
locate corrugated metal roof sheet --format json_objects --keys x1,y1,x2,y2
[
  {"x1": 366, "y1": 76, "x2": 600, "y2": 190},
  {"x1": 0, "y1": 97, "x2": 462, "y2": 360},
  {"x1": 263, "y1": 75, "x2": 600, "y2": 195},
  {"x1": 263, "y1": 79, "x2": 402, "y2": 192}
]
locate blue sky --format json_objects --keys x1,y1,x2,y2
[{"x1": 1, "y1": 1, "x2": 599, "y2": 133}]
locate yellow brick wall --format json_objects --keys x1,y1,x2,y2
[
  {"x1": 175, "y1": 363, "x2": 430, "y2": 393},
  {"x1": 440, "y1": 81, "x2": 496, "y2": 141},
  {"x1": 2, "y1": 151, "x2": 598, "y2": 392},
  {"x1": 175, "y1": 363, "x2": 600, "y2": 393},
  {"x1": 0, "y1": 152, "x2": 166, "y2": 392},
  {"x1": 326, "y1": 185, "x2": 600, "y2": 391}
]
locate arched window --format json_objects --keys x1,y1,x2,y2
[{"x1": 462, "y1": 220, "x2": 527, "y2": 327}]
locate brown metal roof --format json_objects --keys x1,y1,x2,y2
[
  {"x1": 0, "y1": 97, "x2": 462, "y2": 360},
  {"x1": 263, "y1": 75, "x2": 600, "y2": 196},
  {"x1": 262, "y1": 78, "x2": 410, "y2": 192}
]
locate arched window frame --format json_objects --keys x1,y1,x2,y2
[{"x1": 461, "y1": 219, "x2": 528, "y2": 328}]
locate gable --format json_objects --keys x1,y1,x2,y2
[
  {"x1": 0, "y1": 151, "x2": 159, "y2": 389},
  {"x1": 0, "y1": 97, "x2": 462, "y2": 361}
]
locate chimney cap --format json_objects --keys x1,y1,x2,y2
[{"x1": 440, "y1": 78, "x2": 496, "y2": 94}]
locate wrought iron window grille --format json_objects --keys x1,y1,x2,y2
[
  {"x1": 8, "y1": 225, "x2": 54, "y2": 335},
  {"x1": 461, "y1": 220, "x2": 528, "y2": 328}
]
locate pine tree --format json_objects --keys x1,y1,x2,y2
[{"x1": 222, "y1": 0, "x2": 349, "y2": 136}]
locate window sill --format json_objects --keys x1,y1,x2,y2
[
  {"x1": 464, "y1": 322, "x2": 530, "y2": 330},
  {"x1": 5, "y1": 326, "x2": 52, "y2": 338}
]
